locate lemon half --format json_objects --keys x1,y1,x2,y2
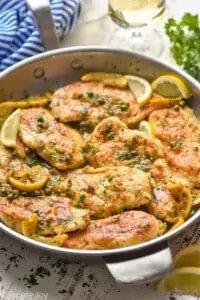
[
  {"x1": 126, "y1": 75, "x2": 152, "y2": 107},
  {"x1": 174, "y1": 244, "x2": 200, "y2": 269},
  {"x1": 152, "y1": 74, "x2": 190, "y2": 99},
  {"x1": 156, "y1": 267, "x2": 200, "y2": 296},
  {"x1": 0, "y1": 108, "x2": 21, "y2": 148}
]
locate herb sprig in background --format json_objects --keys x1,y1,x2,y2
[{"x1": 165, "y1": 13, "x2": 200, "y2": 81}]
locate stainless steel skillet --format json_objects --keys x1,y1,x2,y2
[{"x1": 0, "y1": 0, "x2": 200, "y2": 286}]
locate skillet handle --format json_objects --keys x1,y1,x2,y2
[
  {"x1": 26, "y1": 0, "x2": 60, "y2": 50},
  {"x1": 104, "y1": 243, "x2": 173, "y2": 285}
]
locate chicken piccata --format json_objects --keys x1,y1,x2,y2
[{"x1": 0, "y1": 72, "x2": 199, "y2": 250}]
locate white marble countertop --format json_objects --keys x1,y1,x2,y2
[{"x1": 0, "y1": 1, "x2": 200, "y2": 299}]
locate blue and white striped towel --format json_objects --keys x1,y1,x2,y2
[{"x1": 0, "y1": 0, "x2": 81, "y2": 72}]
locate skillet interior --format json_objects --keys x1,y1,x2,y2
[{"x1": 0, "y1": 47, "x2": 200, "y2": 258}]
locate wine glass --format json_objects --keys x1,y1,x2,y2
[
  {"x1": 106, "y1": 0, "x2": 168, "y2": 57},
  {"x1": 79, "y1": 0, "x2": 108, "y2": 24}
]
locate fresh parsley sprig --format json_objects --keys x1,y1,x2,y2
[{"x1": 165, "y1": 13, "x2": 200, "y2": 81}]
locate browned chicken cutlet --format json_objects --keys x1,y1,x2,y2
[
  {"x1": 64, "y1": 210, "x2": 165, "y2": 250},
  {"x1": 149, "y1": 107, "x2": 200, "y2": 187},
  {"x1": 148, "y1": 186, "x2": 179, "y2": 221},
  {"x1": 0, "y1": 195, "x2": 90, "y2": 236},
  {"x1": 0, "y1": 142, "x2": 28, "y2": 198},
  {"x1": 150, "y1": 159, "x2": 191, "y2": 187},
  {"x1": 50, "y1": 81, "x2": 155, "y2": 130},
  {"x1": 19, "y1": 108, "x2": 85, "y2": 170},
  {"x1": 45, "y1": 166, "x2": 152, "y2": 218},
  {"x1": 0, "y1": 143, "x2": 11, "y2": 168},
  {"x1": 83, "y1": 117, "x2": 164, "y2": 168},
  {"x1": 0, "y1": 141, "x2": 50, "y2": 198},
  {"x1": 150, "y1": 107, "x2": 200, "y2": 143},
  {"x1": 148, "y1": 159, "x2": 192, "y2": 221},
  {"x1": 0, "y1": 143, "x2": 13, "y2": 198},
  {"x1": 0, "y1": 168, "x2": 14, "y2": 199}
]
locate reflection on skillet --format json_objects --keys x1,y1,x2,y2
[{"x1": 0, "y1": 72, "x2": 199, "y2": 250}]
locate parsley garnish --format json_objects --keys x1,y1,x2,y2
[
  {"x1": 116, "y1": 150, "x2": 136, "y2": 161},
  {"x1": 80, "y1": 194, "x2": 86, "y2": 203},
  {"x1": 63, "y1": 215, "x2": 74, "y2": 223},
  {"x1": 101, "y1": 125, "x2": 115, "y2": 140},
  {"x1": 80, "y1": 120, "x2": 94, "y2": 133}
]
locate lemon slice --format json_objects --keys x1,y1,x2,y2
[
  {"x1": 125, "y1": 75, "x2": 152, "y2": 107},
  {"x1": 103, "y1": 77, "x2": 128, "y2": 89},
  {"x1": 168, "y1": 216, "x2": 184, "y2": 232},
  {"x1": 22, "y1": 214, "x2": 38, "y2": 237},
  {"x1": 8, "y1": 165, "x2": 49, "y2": 192},
  {"x1": 174, "y1": 244, "x2": 200, "y2": 269},
  {"x1": 0, "y1": 108, "x2": 21, "y2": 148},
  {"x1": 81, "y1": 72, "x2": 128, "y2": 89},
  {"x1": 9, "y1": 175, "x2": 48, "y2": 192},
  {"x1": 138, "y1": 121, "x2": 153, "y2": 136},
  {"x1": 156, "y1": 267, "x2": 200, "y2": 296},
  {"x1": 152, "y1": 75, "x2": 191, "y2": 99},
  {"x1": 81, "y1": 72, "x2": 122, "y2": 82},
  {"x1": 167, "y1": 183, "x2": 192, "y2": 220},
  {"x1": 150, "y1": 96, "x2": 182, "y2": 108}
]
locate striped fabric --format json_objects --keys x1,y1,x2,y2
[{"x1": 0, "y1": 0, "x2": 81, "y2": 71}]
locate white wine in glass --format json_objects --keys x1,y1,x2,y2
[
  {"x1": 80, "y1": 0, "x2": 107, "y2": 24},
  {"x1": 108, "y1": 0, "x2": 167, "y2": 57}
]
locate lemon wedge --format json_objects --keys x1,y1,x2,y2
[
  {"x1": 138, "y1": 121, "x2": 153, "y2": 136},
  {"x1": 152, "y1": 74, "x2": 191, "y2": 99},
  {"x1": 0, "y1": 108, "x2": 21, "y2": 148},
  {"x1": 125, "y1": 75, "x2": 152, "y2": 107},
  {"x1": 156, "y1": 267, "x2": 200, "y2": 296},
  {"x1": 174, "y1": 244, "x2": 200, "y2": 269}
]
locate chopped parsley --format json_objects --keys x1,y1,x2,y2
[
  {"x1": 116, "y1": 150, "x2": 136, "y2": 161},
  {"x1": 170, "y1": 139, "x2": 183, "y2": 150},
  {"x1": 36, "y1": 116, "x2": 48, "y2": 133},
  {"x1": 132, "y1": 136, "x2": 139, "y2": 144},
  {"x1": 80, "y1": 120, "x2": 94, "y2": 133},
  {"x1": 66, "y1": 178, "x2": 72, "y2": 193},
  {"x1": 128, "y1": 155, "x2": 151, "y2": 171},
  {"x1": 46, "y1": 219, "x2": 51, "y2": 227},
  {"x1": 76, "y1": 194, "x2": 87, "y2": 208},
  {"x1": 80, "y1": 194, "x2": 86, "y2": 203},
  {"x1": 108, "y1": 176, "x2": 114, "y2": 182},
  {"x1": 135, "y1": 164, "x2": 151, "y2": 172},
  {"x1": 101, "y1": 125, "x2": 115, "y2": 140},
  {"x1": 47, "y1": 149, "x2": 58, "y2": 160},
  {"x1": 87, "y1": 92, "x2": 94, "y2": 99},
  {"x1": 108, "y1": 102, "x2": 129, "y2": 115},
  {"x1": 59, "y1": 154, "x2": 73, "y2": 163},
  {"x1": 47, "y1": 175, "x2": 62, "y2": 186},
  {"x1": 63, "y1": 215, "x2": 74, "y2": 223},
  {"x1": 26, "y1": 157, "x2": 39, "y2": 167}
]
